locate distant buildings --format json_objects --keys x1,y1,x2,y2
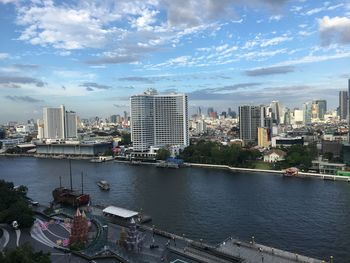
[
  {"x1": 130, "y1": 89, "x2": 189, "y2": 152},
  {"x1": 239, "y1": 105, "x2": 262, "y2": 144},
  {"x1": 339, "y1": 91, "x2": 348, "y2": 121},
  {"x1": 39, "y1": 105, "x2": 77, "y2": 140}
]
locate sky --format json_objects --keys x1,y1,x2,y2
[{"x1": 0, "y1": 0, "x2": 350, "y2": 123}]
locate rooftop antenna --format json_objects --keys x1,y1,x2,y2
[{"x1": 69, "y1": 159, "x2": 73, "y2": 191}]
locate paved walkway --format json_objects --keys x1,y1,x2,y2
[{"x1": 217, "y1": 237, "x2": 323, "y2": 263}]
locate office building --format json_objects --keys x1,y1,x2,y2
[
  {"x1": 65, "y1": 111, "x2": 77, "y2": 138},
  {"x1": 303, "y1": 101, "x2": 312, "y2": 125},
  {"x1": 42, "y1": 105, "x2": 77, "y2": 139},
  {"x1": 314, "y1": 100, "x2": 327, "y2": 120},
  {"x1": 239, "y1": 105, "x2": 261, "y2": 144},
  {"x1": 339, "y1": 91, "x2": 348, "y2": 120},
  {"x1": 258, "y1": 127, "x2": 270, "y2": 148},
  {"x1": 130, "y1": 89, "x2": 189, "y2": 152}
]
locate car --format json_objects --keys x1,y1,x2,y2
[{"x1": 29, "y1": 200, "x2": 39, "y2": 206}]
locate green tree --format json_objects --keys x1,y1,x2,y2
[
  {"x1": 0, "y1": 180, "x2": 34, "y2": 228},
  {"x1": 157, "y1": 148, "x2": 171, "y2": 160},
  {"x1": 0, "y1": 243, "x2": 51, "y2": 263},
  {"x1": 119, "y1": 133, "x2": 131, "y2": 145}
]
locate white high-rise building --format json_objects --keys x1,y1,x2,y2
[
  {"x1": 43, "y1": 105, "x2": 65, "y2": 139},
  {"x1": 42, "y1": 105, "x2": 77, "y2": 139},
  {"x1": 130, "y1": 89, "x2": 189, "y2": 152}
]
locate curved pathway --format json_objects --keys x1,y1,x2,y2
[{"x1": 0, "y1": 227, "x2": 10, "y2": 251}]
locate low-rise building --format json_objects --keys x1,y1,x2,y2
[{"x1": 263, "y1": 149, "x2": 287, "y2": 163}]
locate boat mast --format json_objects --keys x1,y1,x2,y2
[
  {"x1": 59, "y1": 176, "x2": 62, "y2": 188},
  {"x1": 69, "y1": 159, "x2": 73, "y2": 191},
  {"x1": 81, "y1": 172, "x2": 84, "y2": 194}
]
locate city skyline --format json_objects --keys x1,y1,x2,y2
[{"x1": 0, "y1": 0, "x2": 350, "y2": 122}]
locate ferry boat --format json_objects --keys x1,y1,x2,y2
[
  {"x1": 52, "y1": 160, "x2": 90, "y2": 207},
  {"x1": 97, "y1": 180, "x2": 110, "y2": 191}
]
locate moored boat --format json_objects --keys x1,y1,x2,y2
[
  {"x1": 52, "y1": 160, "x2": 90, "y2": 207},
  {"x1": 283, "y1": 167, "x2": 299, "y2": 177}
]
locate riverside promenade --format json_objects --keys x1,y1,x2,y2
[{"x1": 187, "y1": 162, "x2": 350, "y2": 182}]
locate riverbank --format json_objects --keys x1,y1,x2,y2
[
  {"x1": 1, "y1": 153, "x2": 350, "y2": 182},
  {"x1": 187, "y1": 162, "x2": 350, "y2": 182}
]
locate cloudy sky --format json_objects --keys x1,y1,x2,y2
[{"x1": 0, "y1": 0, "x2": 349, "y2": 122}]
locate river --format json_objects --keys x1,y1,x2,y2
[{"x1": 0, "y1": 157, "x2": 349, "y2": 262}]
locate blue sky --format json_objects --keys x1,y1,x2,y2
[{"x1": 0, "y1": 0, "x2": 350, "y2": 122}]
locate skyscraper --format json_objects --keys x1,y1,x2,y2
[
  {"x1": 130, "y1": 89, "x2": 189, "y2": 152},
  {"x1": 239, "y1": 105, "x2": 262, "y2": 144},
  {"x1": 339, "y1": 91, "x2": 348, "y2": 120},
  {"x1": 42, "y1": 105, "x2": 77, "y2": 139},
  {"x1": 314, "y1": 100, "x2": 327, "y2": 120},
  {"x1": 65, "y1": 111, "x2": 77, "y2": 138},
  {"x1": 303, "y1": 101, "x2": 312, "y2": 125},
  {"x1": 43, "y1": 105, "x2": 65, "y2": 139},
  {"x1": 269, "y1": 101, "x2": 281, "y2": 125}
]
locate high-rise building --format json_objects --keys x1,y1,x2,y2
[
  {"x1": 269, "y1": 101, "x2": 281, "y2": 125},
  {"x1": 339, "y1": 91, "x2": 348, "y2": 120},
  {"x1": 130, "y1": 89, "x2": 189, "y2": 152},
  {"x1": 43, "y1": 105, "x2": 65, "y2": 139},
  {"x1": 239, "y1": 105, "x2": 262, "y2": 144},
  {"x1": 42, "y1": 105, "x2": 77, "y2": 139},
  {"x1": 303, "y1": 102, "x2": 312, "y2": 125},
  {"x1": 258, "y1": 127, "x2": 270, "y2": 148},
  {"x1": 65, "y1": 111, "x2": 77, "y2": 138},
  {"x1": 314, "y1": 100, "x2": 327, "y2": 120}
]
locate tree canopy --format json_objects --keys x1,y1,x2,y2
[
  {"x1": 0, "y1": 244, "x2": 51, "y2": 263},
  {"x1": 0, "y1": 180, "x2": 34, "y2": 228},
  {"x1": 179, "y1": 140, "x2": 261, "y2": 167},
  {"x1": 156, "y1": 148, "x2": 171, "y2": 160}
]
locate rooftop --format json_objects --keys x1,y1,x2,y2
[{"x1": 102, "y1": 206, "x2": 138, "y2": 219}]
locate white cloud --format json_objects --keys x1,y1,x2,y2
[
  {"x1": 0, "y1": 53, "x2": 9, "y2": 60},
  {"x1": 269, "y1": 15, "x2": 282, "y2": 22},
  {"x1": 319, "y1": 16, "x2": 350, "y2": 45},
  {"x1": 260, "y1": 36, "x2": 292, "y2": 47}
]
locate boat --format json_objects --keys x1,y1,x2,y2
[
  {"x1": 97, "y1": 180, "x2": 110, "y2": 191},
  {"x1": 283, "y1": 167, "x2": 299, "y2": 177},
  {"x1": 156, "y1": 161, "x2": 179, "y2": 169},
  {"x1": 90, "y1": 156, "x2": 114, "y2": 163},
  {"x1": 52, "y1": 160, "x2": 90, "y2": 207}
]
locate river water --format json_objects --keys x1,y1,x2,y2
[{"x1": 0, "y1": 157, "x2": 349, "y2": 262}]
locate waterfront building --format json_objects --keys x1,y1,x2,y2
[
  {"x1": 130, "y1": 89, "x2": 189, "y2": 152},
  {"x1": 263, "y1": 149, "x2": 286, "y2": 163},
  {"x1": 36, "y1": 141, "x2": 112, "y2": 156},
  {"x1": 65, "y1": 111, "x2": 77, "y2": 138},
  {"x1": 239, "y1": 105, "x2": 261, "y2": 144}
]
